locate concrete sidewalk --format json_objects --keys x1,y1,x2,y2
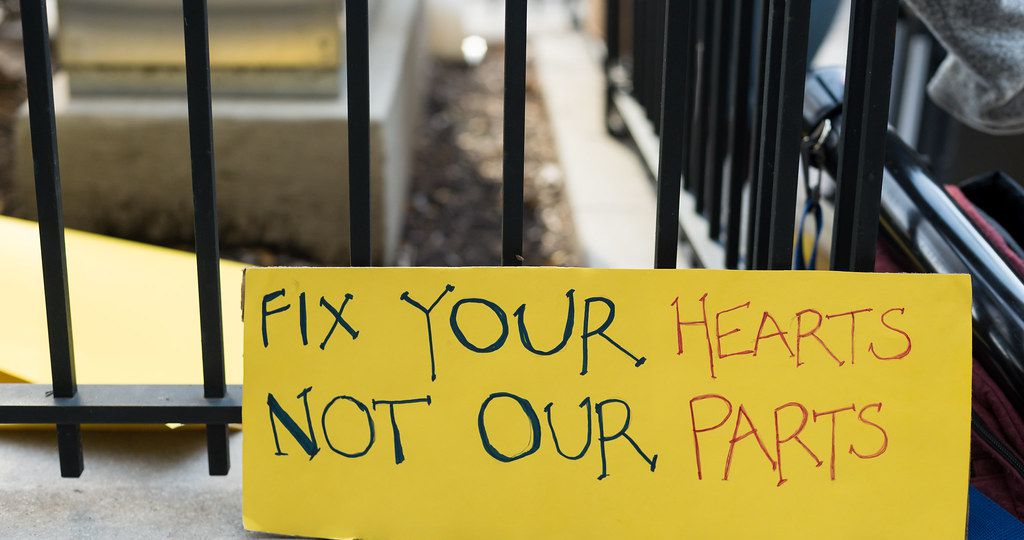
[
  {"x1": 0, "y1": 429, "x2": 260, "y2": 539},
  {"x1": 533, "y1": 30, "x2": 685, "y2": 268}
]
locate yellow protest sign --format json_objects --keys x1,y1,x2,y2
[
  {"x1": 0, "y1": 215, "x2": 244, "y2": 386},
  {"x1": 242, "y1": 267, "x2": 971, "y2": 539}
]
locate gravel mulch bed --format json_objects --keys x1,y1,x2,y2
[{"x1": 397, "y1": 48, "x2": 580, "y2": 267}]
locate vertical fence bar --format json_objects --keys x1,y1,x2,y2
[
  {"x1": 632, "y1": 0, "x2": 644, "y2": 104},
  {"x1": 604, "y1": 0, "x2": 620, "y2": 134},
  {"x1": 751, "y1": 0, "x2": 784, "y2": 269},
  {"x1": 19, "y1": 0, "x2": 83, "y2": 478},
  {"x1": 502, "y1": 0, "x2": 527, "y2": 266},
  {"x1": 640, "y1": 0, "x2": 652, "y2": 123},
  {"x1": 888, "y1": 18, "x2": 909, "y2": 126},
  {"x1": 686, "y1": 0, "x2": 711, "y2": 198},
  {"x1": 764, "y1": 0, "x2": 811, "y2": 270},
  {"x1": 724, "y1": 0, "x2": 755, "y2": 268},
  {"x1": 650, "y1": 0, "x2": 666, "y2": 134},
  {"x1": 830, "y1": 0, "x2": 899, "y2": 272},
  {"x1": 745, "y1": 0, "x2": 770, "y2": 268},
  {"x1": 752, "y1": 0, "x2": 810, "y2": 270},
  {"x1": 182, "y1": 0, "x2": 229, "y2": 476},
  {"x1": 654, "y1": 0, "x2": 693, "y2": 269},
  {"x1": 679, "y1": 0, "x2": 699, "y2": 193},
  {"x1": 644, "y1": 1, "x2": 657, "y2": 125},
  {"x1": 346, "y1": 0, "x2": 372, "y2": 266},
  {"x1": 702, "y1": 0, "x2": 732, "y2": 238}
]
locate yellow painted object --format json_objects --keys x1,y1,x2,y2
[
  {"x1": 242, "y1": 267, "x2": 971, "y2": 539},
  {"x1": 0, "y1": 216, "x2": 244, "y2": 386}
]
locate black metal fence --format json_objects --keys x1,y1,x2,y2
[
  {"x1": 608, "y1": 0, "x2": 899, "y2": 272},
  {"x1": 0, "y1": 0, "x2": 903, "y2": 478},
  {"x1": 0, "y1": 0, "x2": 534, "y2": 478}
]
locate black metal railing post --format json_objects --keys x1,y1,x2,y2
[
  {"x1": 751, "y1": 0, "x2": 784, "y2": 269},
  {"x1": 764, "y1": 0, "x2": 811, "y2": 271},
  {"x1": 830, "y1": 0, "x2": 899, "y2": 272},
  {"x1": 723, "y1": 0, "x2": 756, "y2": 268},
  {"x1": 604, "y1": 0, "x2": 620, "y2": 135},
  {"x1": 502, "y1": 0, "x2": 528, "y2": 266},
  {"x1": 751, "y1": 0, "x2": 811, "y2": 270},
  {"x1": 346, "y1": 0, "x2": 372, "y2": 267},
  {"x1": 686, "y1": 0, "x2": 711, "y2": 199},
  {"x1": 702, "y1": 0, "x2": 733, "y2": 239},
  {"x1": 654, "y1": 0, "x2": 693, "y2": 268},
  {"x1": 680, "y1": 0, "x2": 699, "y2": 188},
  {"x1": 182, "y1": 0, "x2": 230, "y2": 475},
  {"x1": 19, "y1": 0, "x2": 84, "y2": 478},
  {"x1": 745, "y1": 0, "x2": 771, "y2": 269},
  {"x1": 649, "y1": 0, "x2": 665, "y2": 134},
  {"x1": 631, "y1": 0, "x2": 644, "y2": 114}
]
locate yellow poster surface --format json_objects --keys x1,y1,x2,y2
[{"x1": 242, "y1": 267, "x2": 971, "y2": 539}]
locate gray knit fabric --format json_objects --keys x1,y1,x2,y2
[{"x1": 903, "y1": 0, "x2": 1024, "y2": 135}]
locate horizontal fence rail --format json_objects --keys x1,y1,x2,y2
[{"x1": 0, "y1": 385, "x2": 242, "y2": 425}]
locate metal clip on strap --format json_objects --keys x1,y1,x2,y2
[{"x1": 795, "y1": 119, "x2": 831, "y2": 270}]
